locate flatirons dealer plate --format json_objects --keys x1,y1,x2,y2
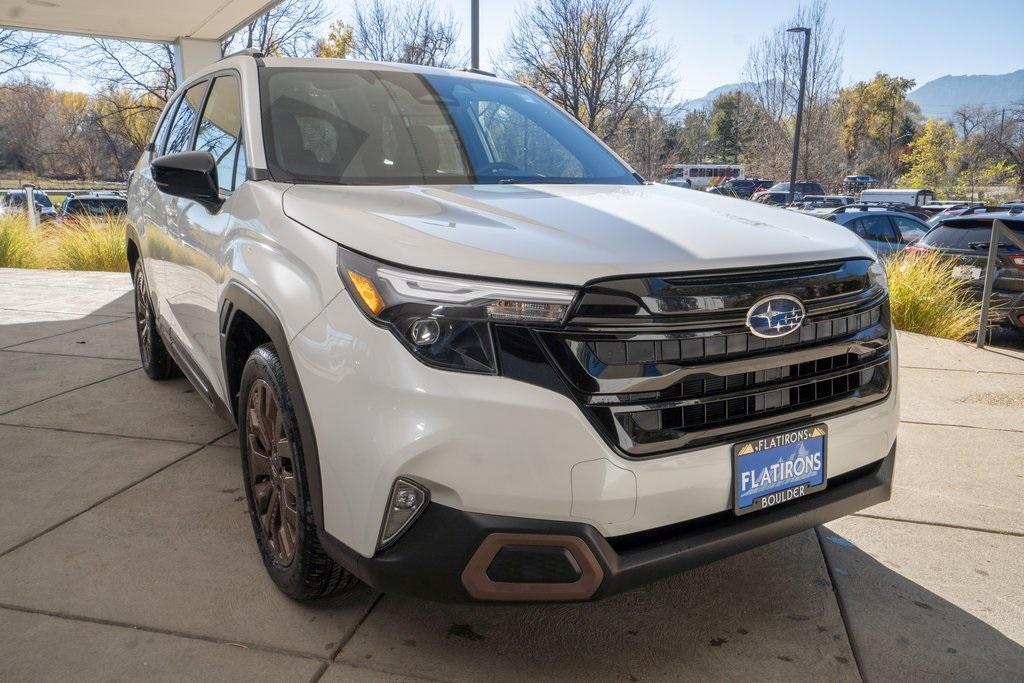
[{"x1": 733, "y1": 424, "x2": 827, "y2": 516}]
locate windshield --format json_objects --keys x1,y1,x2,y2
[
  {"x1": 260, "y1": 68, "x2": 638, "y2": 186},
  {"x1": 4, "y1": 191, "x2": 53, "y2": 208}
]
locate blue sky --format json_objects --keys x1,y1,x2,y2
[{"x1": 20, "y1": 0, "x2": 1024, "y2": 101}]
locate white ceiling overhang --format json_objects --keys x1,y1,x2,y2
[{"x1": 0, "y1": 0, "x2": 283, "y2": 43}]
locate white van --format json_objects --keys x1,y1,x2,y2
[{"x1": 860, "y1": 188, "x2": 936, "y2": 207}]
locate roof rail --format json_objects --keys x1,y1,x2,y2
[{"x1": 955, "y1": 205, "x2": 1023, "y2": 216}]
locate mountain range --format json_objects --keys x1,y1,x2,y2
[{"x1": 679, "y1": 70, "x2": 1024, "y2": 121}]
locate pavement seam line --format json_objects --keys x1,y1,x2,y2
[
  {"x1": 0, "y1": 428, "x2": 234, "y2": 560},
  {"x1": 328, "y1": 592, "x2": 384, "y2": 663},
  {"x1": 0, "y1": 365, "x2": 141, "y2": 418},
  {"x1": 0, "y1": 604, "x2": 328, "y2": 663},
  {"x1": 308, "y1": 662, "x2": 330, "y2": 683},
  {"x1": 899, "y1": 419, "x2": 1024, "y2": 435},
  {"x1": 851, "y1": 513, "x2": 1024, "y2": 538},
  {"x1": 0, "y1": 315, "x2": 130, "y2": 351},
  {"x1": 899, "y1": 364, "x2": 1024, "y2": 376},
  {"x1": 814, "y1": 526, "x2": 867, "y2": 683},
  {"x1": 0, "y1": 421, "x2": 215, "y2": 446},
  {"x1": 0, "y1": 348, "x2": 139, "y2": 362}
]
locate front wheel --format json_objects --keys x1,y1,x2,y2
[{"x1": 238, "y1": 343, "x2": 358, "y2": 600}]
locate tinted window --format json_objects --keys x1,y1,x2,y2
[
  {"x1": 3, "y1": 191, "x2": 52, "y2": 207},
  {"x1": 164, "y1": 82, "x2": 208, "y2": 154},
  {"x1": 195, "y1": 76, "x2": 243, "y2": 192},
  {"x1": 261, "y1": 68, "x2": 637, "y2": 185},
  {"x1": 849, "y1": 216, "x2": 896, "y2": 242},
  {"x1": 153, "y1": 99, "x2": 179, "y2": 155},
  {"x1": 65, "y1": 198, "x2": 127, "y2": 215},
  {"x1": 921, "y1": 219, "x2": 1024, "y2": 250}
]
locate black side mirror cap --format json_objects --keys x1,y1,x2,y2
[{"x1": 151, "y1": 151, "x2": 222, "y2": 212}]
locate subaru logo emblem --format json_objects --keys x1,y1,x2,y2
[{"x1": 746, "y1": 295, "x2": 806, "y2": 338}]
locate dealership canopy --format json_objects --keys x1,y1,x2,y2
[{"x1": 0, "y1": 0, "x2": 283, "y2": 80}]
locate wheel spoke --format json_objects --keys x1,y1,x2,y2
[{"x1": 244, "y1": 378, "x2": 298, "y2": 565}]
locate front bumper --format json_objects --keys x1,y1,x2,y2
[{"x1": 320, "y1": 443, "x2": 895, "y2": 602}]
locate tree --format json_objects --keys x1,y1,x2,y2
[
  {"x1": 315, "y1": 20, "x2": 355, "y2": 58},
  {"x1": 676, "y1": 109, "x2": 712, "y2": 162},
  {"x1": 503, "y1": 0, "x2": 673, "y2": 142},
  {"x1": 224, "y1": 0, "x2": 329, "y2": 57},
  {"x1": 836, "y1": 73, "x2": 918, "y2": 182},
  {"x1": 709, "y1": 93, "x2": 744, "y2": 162},
  {"x1": 0, "y1": 29, "x2": 54, "y2": 82},
  {"x1": 352, "y1": 0, "x2": 460, "y2": 67},
  {"x1": 899, "y1": 119, "x2": 959, "y2": 194},
  {"x1": 743, "y1": 0, "x2": 844, "y2": 181}
]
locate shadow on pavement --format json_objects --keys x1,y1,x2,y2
[{"x1": 818, "y1": 527, "x2": 1024, "y2": 682}]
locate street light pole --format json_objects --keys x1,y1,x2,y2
[
  {"x1": 470, "y1": 0, "x2": 480, "y2": 70},
  {"x1": 787, "y1": 27, "x2": 811, "y2": 204}
]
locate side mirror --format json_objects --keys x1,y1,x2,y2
[{"x1": 151, "y1": 151, "x2": 222, "y2": 211}]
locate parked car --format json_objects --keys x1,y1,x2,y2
[
  {"x1": 789, "y1": 195, "x2": 856, "y2": 215},
  {"x1": 753, "y1": 190, "x2": 803, "y2": 205},
  {"x1": 909, "y1": 209, "x2": 1024, "y2": 332},
  {"x1": 842, "y1": 174, "x2": 876, "y2": 190},
  {"x1": 826, "y1": 207, "x2": 930, "y2": 256},
  {"x1": 0, "y1": 189, "x2": 58, "y2": 221},
  {"x1": 128, "y1": 54, "x2": 898, "y2": 603},
  {"x1": 707, "y1": 177, "x2": 773, "y2": 199},
  {"x1": 60, "y1": 195, "x2": 128, "y2": 218},
  {"x1": 752, "y1": 181, "x2": 825, "y2": 202}
]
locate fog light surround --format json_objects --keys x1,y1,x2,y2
[{"x1": 378, "y1": 478, "x2": 430, "y2": 550}]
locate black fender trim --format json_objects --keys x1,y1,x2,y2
[{"x1": 219, "y1": 282, "x2": 326, "y2": 528}]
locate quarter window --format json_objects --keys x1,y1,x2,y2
[
  {"x1": 152, "y1": 99, "x2": 179, "y2": 155},
  {"x1": 195, "y1": 75, "x2": 244, "y2": 192}
]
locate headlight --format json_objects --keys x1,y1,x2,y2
[
  {"x1": 338, "y1": 246, "x2": 576, "y2": 373},
  {"x1": 868, "y1": 259, "x2": 888, "y2": 290}
]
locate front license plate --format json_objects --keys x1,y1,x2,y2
[{"x1": 733, "y1": 425, "x2": 827, "y2": 515}]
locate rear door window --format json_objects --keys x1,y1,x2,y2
[
  {"x1": 849, "y1": 216, "x2": 897, "y2": 242},
  {"x1": 164, "y1": 82, "x2": 208, "y2": 154}
]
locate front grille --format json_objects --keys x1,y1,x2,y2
[{"x1": 532, "y1": 259, "x2": 893, "y2": 458}]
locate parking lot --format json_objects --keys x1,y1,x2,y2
[{"x1": 1, "y1": 267, "x2": 1022, "y2": 681}]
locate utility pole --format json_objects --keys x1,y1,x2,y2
[
  {"x1": 787, "y1": 27, "x2": 811, "y2": 204},
  {"x1": 470, "y1": 0, "x2": 480, "y2": 70}
]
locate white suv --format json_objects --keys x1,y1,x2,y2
[{"x1": 127, "y1": 54, "x2": 898, "y2": 602}]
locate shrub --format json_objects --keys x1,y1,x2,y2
[
  {"x1": 49, "y1": 215, "x2": 129, "y2": 272},
  {"x1": 0, "y1": 214, "x2": 43, "y2": 268},
  {"x1": 885, "y1": 250, "x2": 982, "y2": 341}
]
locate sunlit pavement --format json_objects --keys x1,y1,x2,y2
[{"x1": 1, "y1": 268, "x2": 1021, "y2": 682}]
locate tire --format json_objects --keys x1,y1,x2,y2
[
  {"x1": 238, "y1": 343, "x2": 358, "y2": 600},
  {"x1": 132, "y1": 261, "x2": 178, "y2": 380}
]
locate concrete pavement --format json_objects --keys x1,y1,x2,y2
[{"x1": 1, "y1": 268, "x2": 1021, "y2": 681}]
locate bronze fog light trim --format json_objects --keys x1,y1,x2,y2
[{"x1": 461, "y1": 533, "x2": 603, "y2": 601}]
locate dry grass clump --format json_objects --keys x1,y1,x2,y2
[{"x1": 885, "y1": 250, "x2": 982, "y2": 341}]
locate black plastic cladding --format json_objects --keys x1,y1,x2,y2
[{"x1": 495, "y1": 258, "x2": 892, "y2": 458}]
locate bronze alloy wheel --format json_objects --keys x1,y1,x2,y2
[
  {"x1": 246, "y1": 378, "x2": 300, "y2": 566},
  {"x1": 134, "y1": 267, "x2": 154, "y2": 366}
]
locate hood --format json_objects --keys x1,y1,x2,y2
[{"x1": 282, "y1": 182, "x2": 874, "y2": 286}]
